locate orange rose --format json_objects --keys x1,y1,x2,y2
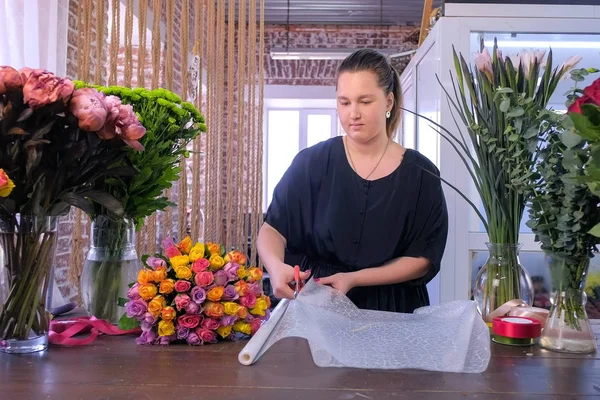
[
  {"x1": 203, "y1": 301, "x2": 224, "y2": 318},
  {"x1": 225, "y1": 250, "x2": 247, "y2": 265},
  {"x1": 207, "y1": 242, "x2": 221, "y2": 255},
  {"x1": 161, "y1": 306, "x2": 176, "y2": 322},
  {"x1": 137, "y1": 269, "x2": 152, "y2": 284},
  {"x1": 138, "y1": 283, "x2": 158, "y2": 301},
  {"x1": 237, "y1": 306, "x2": 248, "y2": 319},
  {"x1": 159, "y1": 278, "x2": 175, "y2": 294},
  {"x1": 246, "y1": 267, "x2": 263, "y2": 283},
  {"x1": 207, "y1": 286, "x2": 224, "y2": 302},
  {"x1": 177, "y1": 236, "x2": 193, "y2": 254},
  {"x1": 153, "y1": 266, "x2": 168, "y2": 283},
  {"x1": 148, "y1": 295, "x2": 166, "y2": 317},
  {"x1": 234, "y1": 280, "x2": 251, "y2": 296},
  {"x1": 0, "y1": 169, "x2": 15, "y2": 198}
]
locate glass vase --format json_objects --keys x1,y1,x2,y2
[
  {"x1": 81, "y1": 216, "x2": 140, "y2": 325},
  {"x1": 473, "y1": 243, "x2": 534, "y2": 321},
  {"x1": 0, "y1": 214, "x2": 58, "y2": 353},
  {"x1": 539, "y1": 253, "x2": 597, "y2": 354}
]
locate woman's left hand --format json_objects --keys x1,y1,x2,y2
[{"x1": 315, "y1": 273, "x2": 356, "y2": 295}]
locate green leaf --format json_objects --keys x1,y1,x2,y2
[
  {"x1": 81, "y1": 190, "x2": 125, "y2": 217},
  {"x1": 570, "y1": 112, "x2": 600, "y2": 141},
  {"x1": 117, "y1": 313, "x2": 140, "y2": 330},
  {"x1": 589, "y1": 222, "x2": 600, "y2": 237},
  {"x1": 560, "y1": 129, "x2": 583, "y2": 148},
  {"x1": 507, "y1": 107, "x2": 525, "y2": 118},
  {"x1": 118, "y1": 297, "x2": 128, "y2": 307},
  {"x1": 500, "y1": 98, "x2": 510, "y2": 112},
  {"x1": 60, "y1": 192, "x2": 95, "y2": 215},
  {"x1": 496, "y1": 87, "x2": 514, "y2": 94},
  {"x1": 524, "y1": 126, "x2": 538, "y2": 139},
  {"x1": 508, "y1": 134, "x2": 520, "y2": 142}
]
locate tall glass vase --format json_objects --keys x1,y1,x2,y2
[
  {"x1": 0, "y1": 214, "x2": 58, "y2": 353},
  {"x1": 539, "y1": 253, "x2": 597, "y2": 353},
  {"x1": 473, "y1": 243, "x2": 534, "y2": 320},
  {"x1": 81, "y1": 216, "x2": 140, "y2": 325}
]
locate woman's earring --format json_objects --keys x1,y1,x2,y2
[{"x1": 386, "y1": 111, "x2": 391, "y2": 119}]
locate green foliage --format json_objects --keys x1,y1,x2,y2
[{"x1": 73, "y1": 83, "x2": 207, "y2": 229}]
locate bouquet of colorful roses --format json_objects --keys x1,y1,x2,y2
[{"x1": 119, "y1": 236, "x2": 271, "y2": 345}]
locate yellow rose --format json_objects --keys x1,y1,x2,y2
[
  {"x1": 138, "y1": 283, "x2": 158, "y2": 301},
  {"x1": 216, "y1": 325, "x2": 232, "y2": 338},
  {"x1": 161, "y1": 306, "x2": 176, "y2": 322},
  {"x1": 233, "y1": 321, "x2": 252, "y2": 335},
  {"x1": 250, "y1": 297, "x2": 268, "y2": 317},
  {"x1": 207, "y1": 242, "x2": 221, "y2": 255},
  {"x1": 236, "y1": 266, "x2": 248, "y2": 279},
  {"x1": 223, "y1": 301, "x2": 241, "y2": 316},
  {"x1": 137, "y1": 269, "x2": 151, "y2": 284},
  {"x1": 158, "y1": 320, "x2": 175, "y2": 337},
  {"x1": 148, "y1": 295, "x2": 166, "y2": 317},
  {"x1": 209, "y1": 254, "x2": 225, "y2": 270},
  {"x1": 175, "y1": 266, "x2": 193, "y2": 280},
  {"x1": 206, "y1": 286, "x2": 224, "y2": 302},
  {"x1": 237, "y1": 305, "x2": 248, "y2": 319},
  {"x1": 153, "y1": 266, "x2": 168, "y2": 283},
  {"x1": 189, "y1": 242, "x2": 205, "y2": 261},
  {"x1": 0, "y1": 169, "x2": 15, "y2": 197},
  {"x1": 170, "y1": 255, "x2": 190, "y2": 268},
  {"x1": 178, "y1": 236, "x2": 193, "y2": 254},
  {"x1": 159, "y1": 278, "x2": 175, "y2": 294}
]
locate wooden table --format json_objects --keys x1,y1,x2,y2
[{"x1": 2, "y1": 323, "x2": 600, "y2": 400}]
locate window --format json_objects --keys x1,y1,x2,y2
[{"x1": 264, "y1": 108, "x2": 338, "y2": 210}]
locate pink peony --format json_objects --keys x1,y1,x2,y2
[
  {"x1": 22, "y1": 69, "x2": 74, "y2": 109},
  {"x1": 97, "y1": 95, "x2": 146, "y2": 150},
  {"x1": 174, "y1": 293, "x2": 191, "y2": 311},
  {"x1": 0, "y1": 66, "x2": 23, "y2": 94},
  {"x1": 178, "y1": 314, "x2": 203, "y2": 329},
  {"x1": 194, "y1": 271, "x2": 214, "y2": 288},
  {"x1": 68, "y1": 88, "x2": 108, "y2": 131},
  {"x1": 192, "y1": 258, "x2": 210, "y2": 274},
  {"x1": 174, "y1": 280, "x2": 192, "y2": 293}
]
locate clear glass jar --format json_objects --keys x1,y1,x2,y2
[
  {"x1": 473, "y1": 243, "x2": 534, "y2": 321},
  {"x1": 539, "y1": 253, "x2": 597, "y2": 354},
  {"x1": 81, "y1": 216, "x2": 140, "y2": 324},
  {"x1": 0, "y1": 214, "x2": 58, "y2": 353}
]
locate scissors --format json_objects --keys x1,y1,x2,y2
[{"x1": 293, "y1": 265, "x2": 303, "y2": 299}]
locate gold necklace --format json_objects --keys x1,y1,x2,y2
[{"x1": 345, "y1": 135, "x2": 391, "y2": 181}]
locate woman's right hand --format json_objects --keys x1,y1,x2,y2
[{"x1": 269, "y1": 262, "x2": 311, "y2": 299}]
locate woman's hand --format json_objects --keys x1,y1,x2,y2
[
  {"x1": 315, "y1": 272, "x2": 356, "y2": 295},
  {"x1": 269, "y1": 262, "x2": 311, "y2": 300}
]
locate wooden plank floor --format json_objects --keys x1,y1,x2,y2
[{"x1": 2, "y1": 322, "x2": 600, "y2": 399}]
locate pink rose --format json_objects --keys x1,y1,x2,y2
[
  {"x1": 192, "y1": 258, "x2": 210, "y2": 274},
  {"x1": 240, "y1": 293, "x2": 257, "y2": 308},
  {"x1": 223, "y1": 262, "x2": 240, "y2": 281},
  {"x1": 175, "y1": 293, "x2": 191, "y2": 311},
  {"x1": 68, "y1": 88, "x2": 108, "y2": 132},
  {"x1": 195, "y1": 327, "x2": 217, "y2": 343},
  {"x1": 0, "y1": 66, "x2": 23, "y2": 94},
  {"x1": 127, "y1": 283, "x2": 140, "y2": 300},
  {"x1": 174, "y1": 280, "x2": 192, "y2": 293},
  {"x1": 22, "y1": 69, "x2": 74, "y2": 109},
  {"x1": 178, "y1": 314, "x2": 202, "y2": 329},
  {"x1": 165, "y1": 246, "x2": 181, "y2": 258},
  {"x1": 201, "y1": 318, "x2": 220, "y2": 331},
  {"x1": 250, "y1": 318, "x2": 262, "y2": 335},
  {"x1": 194, "y1": 271, "x2": 214, "y2": 288},
  {"x1": 147, "y1": 256, "x2": 167, "y2": 270},
  {"x1": 247, "y1": 282, "x2": 262, "y2": 297}
]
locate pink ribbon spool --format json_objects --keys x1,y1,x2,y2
[
  {"x1": 49, "y1": 316, "x2": 141, "y2": 346},
  {"x1": 484, "y1": 299, "x2": 549, "y2": 327}
]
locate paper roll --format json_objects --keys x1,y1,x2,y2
[
  {"x1": 237, "y1": 280, "x2": 491, "y2": 373},
  {"x1": 238, "y1": 298, "x2": 290, "y2": 365}
]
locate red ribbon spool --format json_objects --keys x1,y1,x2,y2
[{"x1": 492, "y1": 316, "x2": 542, "y2": 339}]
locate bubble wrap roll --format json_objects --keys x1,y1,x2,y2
[{"x1": 238, "y1": 280, "x2": 491, "y2": 373}]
